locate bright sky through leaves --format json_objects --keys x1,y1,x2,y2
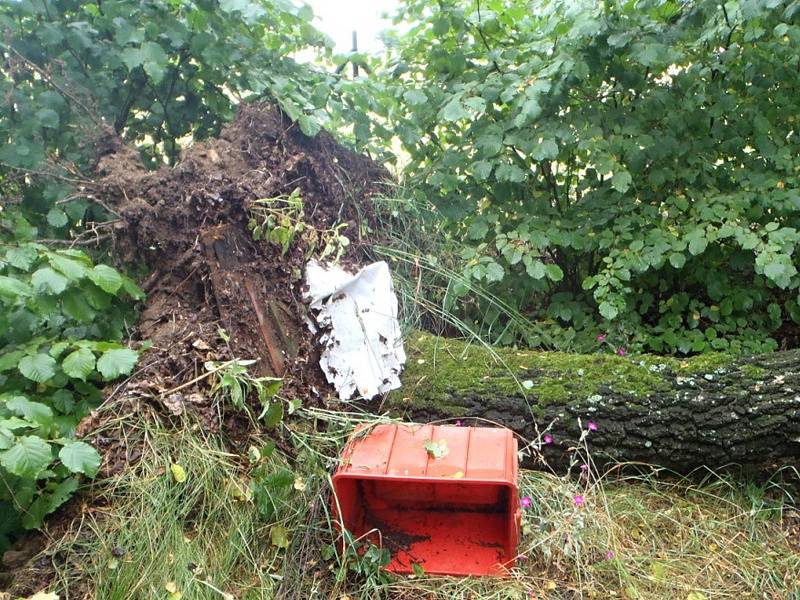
[{"x1": 304, "y1": 0, "x2": 398, "y2": 54}]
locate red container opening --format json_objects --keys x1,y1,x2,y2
[{"x1": 332, "y1": 423, "x2": 520, "y2": 576}]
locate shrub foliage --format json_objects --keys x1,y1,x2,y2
[
  {"x1": 373, "y1": 0, "x2": 800, "y2": 353},
  {"x1": 0, "y1": 227, "x2": 142, "y2": 549}
]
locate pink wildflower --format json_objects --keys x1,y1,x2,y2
[
  {"x1": 543, "y1": 433, "x2": 553, "y2": 445},
  {"x1": 587, "y1": 421, "x2": 598, "y2": 431},
  {"x1": 520, "y1": 496, "x2": 532, "y2": 508},
  {"x1": 596, "y1": 334, "x2": 606, "y2": 342},
  {"x1": 616, "y1": 346, "x2": 626, "y2": 356},
  {"x1": 455, "y1": 420, "x2": 463, "y2": 427},
  {"x1": 517, "y1": 554, "x2": 528, "y2": 561},
  {"x1": 573, "y1": 494, "x2": 585, "y2": 507},
  {"x1": 605, "y1": 550, "x2": 615, "y2": 560},
  {"x1": 580, "y1": 463, "x2": 589, "y2": 472}
]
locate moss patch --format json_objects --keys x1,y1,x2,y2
[
  {"x1": 391, "y1": 333, "x2": 737, "y2": 411},
  {"x1": 740, "y1": 363, "x2": 768, "y2": 379}
]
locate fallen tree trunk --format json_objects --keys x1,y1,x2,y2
[{"x1": 384, "y1": 334, "x2": 800, "y2": 472}]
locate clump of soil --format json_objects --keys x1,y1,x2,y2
[{"x1": 98, "y1": 102, "x2": 387, "y2": 417}]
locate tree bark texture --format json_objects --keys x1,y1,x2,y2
[{"x1": 383, "y1": 334, "x2": 800, "y2": 472}]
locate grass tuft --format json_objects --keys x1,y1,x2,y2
[{"x1": 51, "y1": 423, "x2": 284, "y2": 599}]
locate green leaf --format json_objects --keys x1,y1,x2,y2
[
  {"x1": 471, "y1": 160, "x2": 493, "y2": 181},
  {"x1": 545, "y1": 264, "x2": 564, "y2": 282},
  {"x1": 261, "y1": 401, "x2": 283, "y2": 428},
  {"x1": 120, "y1": 46, "x2": 144, "y2": 70},
  {"x1": 96, "y1": 348, "x2": 138, "y2": 379},
  {"x1": 0, "y1": 427, "x2": 13, "y2": 450},
  {"x1": 463, "y1": 96, "x2": 486, "y2": 114},
  {"x1": 611, "y1": 170, "x2": 632, "y2": 193},
  {"x1": 87, "y1": 265, "x2": 123, "y2": 294},
  {"x1": 531, "y1": 139, "x2": 558, "y2": 160},
  {"x1": 62, "y1": 290, "x2": 95, "y2": 322},
  {"x1": 114, "y1": 20, "x2": 144, "y2": 46},
  {"x1": 526, "y1": 259, "x2": 547, "y2": 280},
  {"x1": 476, "y1": 133, "x2": 503, "y2": 156},
  {"x1": 441, "y1": 97, "x2": 469, "y2": 121},
  {"x1": 297, "y1": 114, "x2": 322, "y2": 137},
  {"x1": 36, "y1": 108, "x2": 60, "y2": 129},
  {"x1": 219, "y1": 0, "x2": 266, "y2": 22},
  {"x1": 170, "y1": 463, "x2": 187, "y2": 483},
  {"x1": 607, "y1": 31, "x2": 633, "y2": 47},
  {"x1": 121, "y1": 42, "x2": 169, "y2": 83},
  {"x1": 51, "y1": 389, "x2": 76, "y2": 413},
  {"x1": 634, "y1": 42, "x2": 665, "y2": 67},
  {"x1": 59, "y1": 441, "x2": 101, "y2": 477},
  {"x1": 517, "y1": 98, "x2": 542, "y2": 124},
  {"x1": 46, "y1": 208, "x2": 68, "y2": 228},
  {"x1": 18, "y1": 354, "x2": 57, "y2": 383},
  {"x1": 271, "y1": 524, "x2": 289, "y2": 548},
  {"x1": 0, "y1": 276, "x2": 32, "y2": 299},
  {"x1": 424, "y1": 438, "x2": 449, "y2": 459},
  {"x1": 31, "y1": 267, "x2": 68, "y2": 295},
  {"x1": 48, "y1": 254, "x2": 88, "y2": 280},
  {"x1": 599, "y1": 301, "x2": 619, "y2": 320},
  {"x1": 669, "y1": 252, "x2": 686, "y2": 268},
  {"x1": 49, "y1": 341, "x2": 70, "y2": 358},
  {"x1": 0, "y1": 351, "x2": 24, "y2": 372},
  {"x1": 485, "y1": 262, "x2": 505, "y2": 282},
  {"x1": 468, "y1": 220, "x2": 489, "y2": 240},
  {"x1": 121, "y1": 276, "x2": 145, "y2": 300},
  {"x1": 0, "y1": 416, "x2": 37, "y2": 432},
  {"x1": 403, "y1": 89, "x2": 427, "y2": 105},
  {"x1": 764, "y1": 261, "x2": 786, "y2": 281},
  {"x1": 6, "y1": 396, "x2": 54, "y2": 426},
  {"x1": 4, "y1": 246, "x2": 38, "y2": 271},
  {"x1": 62, "y1": 348, "x2": 96, "y2": 381},
  {"x1": 495, "y1": 163, "x2": 526, "y2": 183},
  {"x1": 687, "y1": 233, "x2": 708, "y2": 256},
  {"x1": 22, "y1": 476, "x2": 79, "y2": 529},
  {"x1": 0, "y1": 435, "x2": 53, "y2": 478},
  {"x1": 141, "y1": 42, "x2": 169, "y2": 84}
]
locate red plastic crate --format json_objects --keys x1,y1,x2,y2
[{"x1": 331, "y1": 423, "x2": 521, "y2": 576}]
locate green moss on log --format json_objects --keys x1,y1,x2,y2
[
  {"x1": 384, "y1": 334, "x2": 800, "y2": 472},
  {"x1": 389, "y1": 333, "x2": 736, "y2": 413}
]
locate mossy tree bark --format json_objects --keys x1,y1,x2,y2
[{"x1": 384, "y1": 334, "x2": 800, "y2": 472}]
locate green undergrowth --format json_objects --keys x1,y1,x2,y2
[
  {"x1": 390, "y1": 333, "x2": 741, "y2": 412},
  {"x1": 50, "y1": 423, "x2": 285, "y2": 599},
  {"x1": 42, "y1": 406, "x2": 799, "y2": 600}
]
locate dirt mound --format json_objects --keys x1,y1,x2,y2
[{"x1": 96, "y1": 102, "x2": 387, "y2": 426}]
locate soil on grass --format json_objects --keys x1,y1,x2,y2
[{"x1": 0, "y1": 103, "x2": 388, "y2": 597}]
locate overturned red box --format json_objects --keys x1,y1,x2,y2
[{"x1": 331, "y1": 423, "x2": 521, "y2": 576}]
